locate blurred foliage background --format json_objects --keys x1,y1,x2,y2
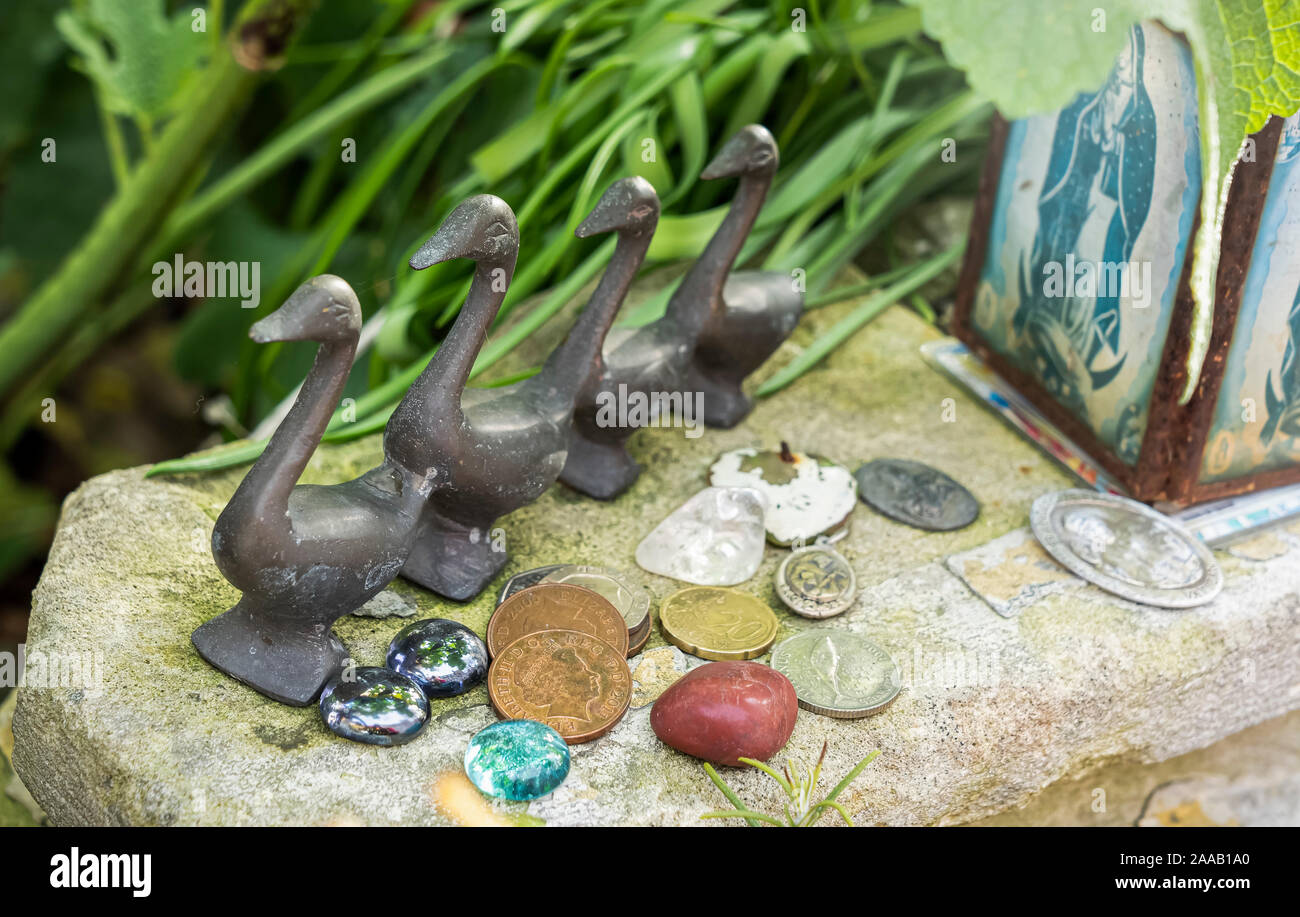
[{"x1": 0, "y1": 0, "x2": 986, "y2": 656}]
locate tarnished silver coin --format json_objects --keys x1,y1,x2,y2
[
  {"x1": 770, "y1": 630, "x2": 901, "y2": 718},
  {"x1": 496, "y1": 565, "x2": 564, "y2": 606},
  {"x1": 854, "y1": 458, "x2": 978, "y2": 531},
  {"x1": 775, "y1": 545, "x2": 856, "y2": 619},
  {"x1": 540, "y1": 565, "x2": 652, "y2": 633},
  {"x1": 1030, "y1": 489, "x2": 1222, "y2": 608}
]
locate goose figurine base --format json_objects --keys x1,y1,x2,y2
[
  {"x1": 399, "y1": 507, "x2": 509, "y2": 602},
  {"x1": 192, "y1": 598, "x2": 351, "y2": 706},
  {"x1": 558, "y1": 426, "x2": 645, "y2": 500}
]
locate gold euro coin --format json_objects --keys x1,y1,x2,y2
[{"x1": 658, "y1": 586, "x2": 779, "y2": 660}]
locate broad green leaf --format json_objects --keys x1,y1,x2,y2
[{"x1": 55, "y1": 0, "x2": 205, "y2": 120}]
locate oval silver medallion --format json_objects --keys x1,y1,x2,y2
[{"x1": 1030, "y1": 489, "x2": 1222, "y2": 608}]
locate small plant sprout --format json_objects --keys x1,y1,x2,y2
[{"x1": 700, "y1": 742, "x2": 879, "y2": 827}]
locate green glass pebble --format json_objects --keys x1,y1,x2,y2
[{"x1": 464, "y1": 720, "x2": 570, "y2": 801}]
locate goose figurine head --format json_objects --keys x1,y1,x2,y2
[
  {"x1": 700, "y1": 124, "x2": 778, "y2": 181},
  {"x1": 249, "y1": 274, "x2": 361, "y2": 344},
  {"x1": 409, "y1": 194, "x2": 518, "y2": 269},
  {"x1": 575, "y1": 175, "x2": 659, "y2": 238}
]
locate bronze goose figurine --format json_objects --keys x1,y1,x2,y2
[
  {"x1": 387, "y1": 184, "x2": 655, "y2": 600},
  {"x1": 679, "y1": 124, "x2": 802, "y2": 428},
  {"x1": 193, "y1": 276, "x2": 430, "y2": 705},
  {"x1": 559, "y1": 128, "x2": 800, "y2": 498}
]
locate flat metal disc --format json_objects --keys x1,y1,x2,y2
[
  {"x1": 770, "y1": 629, "x2": 901, "y2": 718},
  {"x1": 1029, "y1": 489, "x2": 1222, "y2": 608},
  {"x1": 854, "y1": 458, "x2": 978, "y2": 531},
  {"x1": 541, "y1": 565, "x2": 652, "y2": 633},
  {"x1": 496, "y1": 565, "x2": 564, "y2": 606},
  {"x1": 775, "y1": 545, "x2": 856, "y2": 619}
]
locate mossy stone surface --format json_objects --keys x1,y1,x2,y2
[{"x1": 12, "y1": 275, "x2": 1300, "y2": 825}]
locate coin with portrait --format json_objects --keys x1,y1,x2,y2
[
  {"x1": 488, "y1": 629, "x2": 632, "y2": 744},
  {"x1": 1030, "y1": 489, "x2": 1222, "y2": 607},
  {"x1": 770, "y1": 629, "x2": 901, "y2": 718},
  {"x1": 658, "y1": 586, "x2": 779, "y2": 660},
  {"x1": 487, "y1": 583, "x2": 628, "y2": 657}
]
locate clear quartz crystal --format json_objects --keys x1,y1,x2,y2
[{"x1": 635, "y1": 486, "x2": 767, "y2": 586}]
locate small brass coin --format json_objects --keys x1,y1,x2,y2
[
  {"x1": 541, "y1": 565, "x2": 653, "y2": 633},
  {"x1": 487, "y1": 583, "x2": 628, "y2": 658},
  {"x1": 658, "y1": 586, "x2": 779, "y2": 661},
  {"x1": 488, "y1": 629, "x2": 632, "y2": 744}
]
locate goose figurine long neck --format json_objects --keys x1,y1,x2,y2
[
  {"x1": 386, "y1": 186, "x2": 656, "y2": 600},
  {"x1": 232, "y1": 277, "x2": 359, "y2": 524},
  {"x1": 384, "y1": 195, "x2": 518, "y2": 481},
  {"x1": 681, "y1": 124, "x2": 802, "y2": 429},
  {"x1": 665, "y1": 125, "x2": 778, "y2": 338},
  {"x1": 534, "y1": 177, "x2": 659, "y2": 408}
]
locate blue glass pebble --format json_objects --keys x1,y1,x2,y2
[
  {"x1": 387, "y1": 618, "x2": 489, "y2": 698},
  {"x1": 319, "y1": 666, "x2": 429, "y2": 746},
  {"x1": 464, "y1": 720, "x2": 571, "y2": 801}
]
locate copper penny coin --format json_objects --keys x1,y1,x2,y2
[
  {"x1": 488, "y1": 629, "x2": 632, "y2": 744},
  {"x1": 486, "y1": 583, "x2": 629, "y2": 658}
]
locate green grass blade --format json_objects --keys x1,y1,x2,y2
[
  {"x1": 146, "y1": 438, "x2": 269, "y2": 477},
  {"x1": 823, "y1": 749, "x2": 881, "y2": 805},
  {"x1": 702, "y1": 762, "x2": 761, "y2": 827}
]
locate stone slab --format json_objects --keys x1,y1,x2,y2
[{"x1": 12, "y1": 276, "x2": 1300, "y2": 825}]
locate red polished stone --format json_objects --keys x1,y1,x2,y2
[{"x1": 650, "y1": 661, "x2": 798, "y2": 766}]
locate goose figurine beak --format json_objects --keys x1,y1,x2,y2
[
  {"x1": 575, "y1": 197, "x2": 623, "y2": 239},
  {"x1": 700, "y1": 133, "x2": 751, "y2": 180},
  {"x1": 700, "y1": 124, "x2": 776, "y2": 180},
  {"x1": 249, "y1": 313, "x2": 288, "y2": 343},
  {"x1": 576, "y1": 177, "x2": 658, "y2": 238},
  {"x1": 409, "y1": 225, "x2": 467, "y2": 270},
  {"x1": 249, "y1": 282, "x2": 317, "y2": 343}
]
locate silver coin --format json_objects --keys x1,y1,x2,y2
[
  {"x1": 540, "y1": 564, "x2": 652, "y2": 632},
  {"x1": 854, "y1": 458, "x2": 978, "y2": 531},
  {"x1": 770, "y1": 629, "x2": 901, "y2": 718},
  {"x1": 775, "y1": 545, "x2": 856, "y2": 619},
  {"x1": 496, "y1": 565, "x2": 564, "y2": 606},
  {"x1": 1030, "y1": 489, "x2": 1222, "y2": 608}
]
